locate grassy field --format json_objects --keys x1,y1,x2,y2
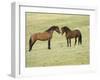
[{"x1": 25, "y1": 12, "x2": 90, "y2": 67}]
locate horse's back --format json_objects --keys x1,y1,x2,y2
[
  {"x1": 73, "y1": 29, "x2": 81, "y2": 34},
  {"x1": 66, "y1": 29, "x2": 81, "y2": 38},
  {"x1": 31, "y1": 32, "x2": 51, "y2": 41},
  {"x1": 73, "y1": 29, "x2": 81, "y2": 36}
]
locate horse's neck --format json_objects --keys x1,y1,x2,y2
[
  {"x1": 65, "y1": 30, "x2": 71, "y2": 35},
  {"x1": 48, "y1": 30, "x2": 54, "y2": 34},
  {"x1": 45, "y1": 30, "x2": 54, "y2": 34}
]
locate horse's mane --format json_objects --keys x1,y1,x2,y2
[
  {"x1": 45, "y1": 26, "x2": 57, "y2": 32},
  {"x1": 63, "y1": 26, "x2": 71, "y2": 31},
  {"x1": 45, "y1": 27, "x2": 52, "y2": 32}
]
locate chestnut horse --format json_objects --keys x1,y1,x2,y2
[
  {"x1": 61, "y1": 26, "x2": 82, "y2": 47},
  {"x1": 29, "y1": 25, "x2": 60, "y2": 51}
]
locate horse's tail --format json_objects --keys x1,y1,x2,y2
[
  {"x1": 79, "y1": 33, "x2": 82, "y2": 45},
  {"x1": 29, "y1": 37, "x2": 32, "y2": 52}
]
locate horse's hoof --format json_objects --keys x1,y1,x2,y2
[{"x1": 29, "y1": 49, "x2": 31, "y2": 52}]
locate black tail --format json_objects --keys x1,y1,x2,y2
[
  {"x1": 79, "y1": 34, "x2": 82, "y2": 45},
  {"x1": 29, "y1": 37, "x2": 32, "y2": 52}
]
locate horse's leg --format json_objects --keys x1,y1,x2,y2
[
  {"x1": 48, "y1": 39, "x2": 51, "y2": 49},
  {"x1": 69, "y1": 39, "x2": 71, "y2": 47},
  {"x1": 74, "y1": 37, "x2": 77, "y2": 46},
  {"x1": 31, "y1": 40, "x2": 36, "y2": 48},
  {"x1": 67, "y1": 38, "x2": 69, "y2": 47},
  {"x1": 29, "y1": 40, "x2": 36, "y2": 52}
]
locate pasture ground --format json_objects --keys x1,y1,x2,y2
[{"x1": 25, "y1": 13, "x2": 89, "y2": 67}]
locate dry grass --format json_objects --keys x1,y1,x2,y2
[{"x1": 25, "y1": 13, "x2": 89, "y2": 67}]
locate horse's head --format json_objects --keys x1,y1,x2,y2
[
  {"x1": 51, "y1": 25, "x2": 60, "y2": 34},
  {"x1": 61, "y1": 26, "x2": 71, "y2": 35}
]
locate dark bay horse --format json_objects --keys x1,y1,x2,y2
[
  {"x1": 29, "y1": 25, "x2": 60, "y2": 51},
  {"x1": 61, "y1": 26, "x2": 82, "y2": 47}
]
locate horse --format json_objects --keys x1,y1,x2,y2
[
  {"x1": 29, "y1": 25, "x2": 60, "y2": 51},
  {"x1": 61, "y1": 26, "x2": 82, "y2": 47}
]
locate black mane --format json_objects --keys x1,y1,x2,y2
[
  {"x1": 62, "y1": 26, "x2": 71, "y2": 32},
  {"x1": 45, "y1": 26, "x2": 58, "y2": 32}
]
